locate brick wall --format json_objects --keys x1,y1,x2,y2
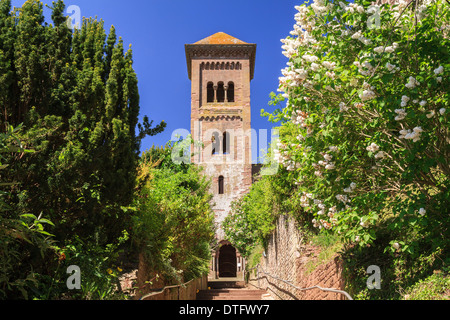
[
  {"x1": 248, "y1": 215, "x2": 347, "y2": 300},
  {"x1": 135, "y1": 253, "x2": 208, "y2": 300}
]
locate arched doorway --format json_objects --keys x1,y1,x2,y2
[{"x1": 218, "y1": 244, "x2": 237, "y2": 278}]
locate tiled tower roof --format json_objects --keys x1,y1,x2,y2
[
  {"x1": 194, "y1": 32, "x2": 248, "y2": 45},
  {"x1": 185, "y1": 32, "x2": 256, "y2": 80}
]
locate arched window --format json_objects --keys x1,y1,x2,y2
[
  {"x1": 218, "y1": 176, "x2": 224, "y2": 195},
  {"x1": 212, "y1": 132, "x2": 220, "y2": 155},
  {"x1": 207, "y1": 82, "x2": 214, "y2": 103},
  {"x1": 227, "y1": 82, "x2": 235, "y2": 103},
  {"x1": 217, "y1": 82, "x2": 225, "y2": 103},
  {"x1": 223, "y1": 131, "x2": 230, "y2": 154}
]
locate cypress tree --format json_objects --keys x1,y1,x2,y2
[
  {"x1": 0, "y1": 0, "x2": 14, "y2": 129},
  {"x1": 14, "y1": 0, "x2": 48, "y2": 121},
  {"x1": 104, "y1": 25, "x2": 116, "y2": 81},
  {"x1": 46, "y1": 0, "x2": 73, "y2": 117}
]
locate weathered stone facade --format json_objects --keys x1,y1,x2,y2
[{"x1": 185, "y1": 32, "x2": 256, "y2": 280}]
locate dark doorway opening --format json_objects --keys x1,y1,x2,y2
[{"x1": 218, "y1": 245, "x2": 237, "y2": 278}]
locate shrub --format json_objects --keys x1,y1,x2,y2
[{"x1": 132, "y1": 143, "x2": 215, "y2": 284}]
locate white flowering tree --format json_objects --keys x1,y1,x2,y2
[{"x1": 264, "y1": 0, "x2": 449, "y2": 255}]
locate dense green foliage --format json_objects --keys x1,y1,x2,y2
[
  {"x1": 0, "y1": 0, "x2": 165, "y2": 299},
  {"x1": 132, "y1": 143, "x2": 215, "y2": 284},
  {"x1": 225, "y1": 0, "x2": 449, "y2": 299},
  {"x1": 222, "y1": 173, "x2": 290, "y2": 258},
  {"x1": 0, "y1": 125, "x2": 56, "y2": 299}
]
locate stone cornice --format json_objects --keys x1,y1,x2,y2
[
  {"x1": 198, "y1": 106, "x2": 243, "y2": 118},
  {"x1": 185, "y1": 43, "x2": 257, "y2": 80},
  {"x1": 198, "y1": 114, "x2": 243, "y2": 122}
]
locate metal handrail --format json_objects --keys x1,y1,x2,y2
[
  {"x1": 139, "y1": 278, "x2": 195, "y2": 300},
  {"x1": 248, "y1": 264, "x2": 353, "y2": 301}
]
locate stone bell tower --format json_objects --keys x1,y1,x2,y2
[{"x1": 185, "y1": 32, "x2": 256, "y2": 280}]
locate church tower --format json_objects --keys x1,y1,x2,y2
[{"x1": 185, "y1": 32, "x2": 256, "y2": 280}]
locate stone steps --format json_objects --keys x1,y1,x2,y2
[{"x1": 197, "y1": 289, "x2": 268, "y2": 301}]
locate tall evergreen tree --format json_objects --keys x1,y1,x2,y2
[
  {"x1": 0, "y1": 0, "x2": 167, "y2": 298},
  {"x1": 14, "y1": 0, "x2": 48, "y2": 120},
  {"x1": 0, "y1": 0, "x2": 15, "y2": 129},
  {"x1": 46, "y1": 0, "x2": 73, "y2": 117}
]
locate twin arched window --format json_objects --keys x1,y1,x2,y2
[
  {"x1": 211, "y1": 131, "x2": 230, "y2": 155},
  {"x1": 206, "y1": 82, "x2": 235, "y2": 103}
]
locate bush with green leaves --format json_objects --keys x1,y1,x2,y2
[
  {"x1": 0, "y1": 125, "x2": 56, "y2": 299},
  {"x1": 132, "y1": 143, "x2": 215, "y2": 284},
  {"x1": 402, "y1": 272, "x2": 450, "y2": 300},
  {"x1": 222, "y1": 175, "x2": 281, "y2": 258}
]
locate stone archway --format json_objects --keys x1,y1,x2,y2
[{"x1": 218, "y1": 244, "x2": 237, "y2": 278}]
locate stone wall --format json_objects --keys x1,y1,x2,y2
[
  {"x1": 295, "y1": 247, "x2": 346, "y2": 300},
  {"x1": 248, "y1": 215, "x2": 347, "y2": 300},
  {"x1": 135, "y1": 253, "x2": 208, "y2": 301}
]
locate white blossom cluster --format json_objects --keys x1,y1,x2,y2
[
  {"x1": 366, "y1": 143, "x2": 380, "y2": 153},
  {"x1": 395, "y1": 109, "x2": 407, "y2": 121},
  {"x1": 419, "y1": 208, "x2": 427, "y2": 216},
  {"x1": 290, "y1": 109, "x2": 309, "y2": 128},
  {"x1": 405, "y1": 76, "x2": 420, "y2": 89},
  {"x1": 386, "y1": 62, "x2": 399, "y2": 73},
  {"x1": 392, "y1": 0, "x2": 412, "y2": 19},
  {"x1": 399, "y1": 127, "x2": 424, "y2": 142},
  {"x1": 338, "y1": 1, "x2": 364, "y2": 14},
  {"x1": 374, "y1": 43, "x2": 398, "y2": 54},
  {"x1": 312, "y1": 151, "x2": 336, "y2": 178},
  {"x1": 336, "y1": 194, "x2": 350, "y2": 204},
  {"x1": 274, "y1": 1, "x2": 447, "y2": 245},
  {"x1": 344, "y1": 182, "x2": 357, "y2": 193},
  {"x1": 367, "y1": 143, "x2": 386, "y2": 160},
  {"x1": 311, "y1": 0, "x2": 334, "y2": 16},
  {"x1": 354, "y1": 60, "x2": 375, "y2": 77},
  {"x1": 279, "y1": 66, "x2": 308, "y2": 89},
  {"x1": 400, "y1": 95, "x2": 410, "y2": 107},
  {"x1": 360, "y1": 217, "x2": 370, "y2": 228},
  {"x1": 281, "y1": 37, "x2": 301, "y2": 59},
  {"x1": 434, "y1": 65, "x2": 443, "y2": 82},
  {"x1": 300, "y1": 192, "x2": 338, "y2": 230},
  {"x1": 273, "y1": 142, "x2": 299, "y2": 171},
  {"x1": 339, "y1": 102, "x2": 349, "y2": 112},
  {"x1": 360, "y1": 88, "x2": 376, "y2": 102},
  {"x1": 351, "y1": 30, "x2": 372, "y2": 45}
]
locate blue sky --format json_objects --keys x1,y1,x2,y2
[{"x1": 12, "y1": 0, "x2": 303, "y2": 159}]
